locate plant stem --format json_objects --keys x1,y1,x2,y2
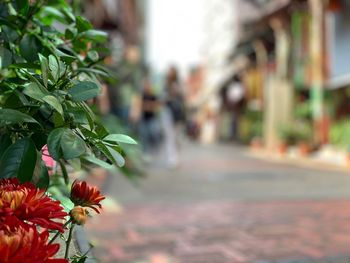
[
  {"x1": 64, "y1": 222, "x2": 75, "y2": 260},
  {"x1": 48, "y1": 219, "x2": 71, "y2": 244}
]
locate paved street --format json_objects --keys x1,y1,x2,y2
[{"x1": 86, "y1": 144, "x2": 350, "y2": 263}]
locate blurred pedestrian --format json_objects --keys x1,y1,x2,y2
[
  {"x1": 139, "y1": 71, "x2": 161, "y2": 158},
  {"x1": 161, "y1": 66, "x2": 185, "y2": 168}
]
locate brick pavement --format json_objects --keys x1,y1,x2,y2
[
  {"x1": 84, "y1": 144, "x2": 350, "y2": 263},
  {"x1": 87, "y1": 200, "x2": 350, "y2": 263}
]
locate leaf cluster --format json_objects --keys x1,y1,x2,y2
[{"x1": 0, "y1": 0, "x2": 136, "y2": 188}]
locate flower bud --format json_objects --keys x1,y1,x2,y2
[{"x1": 70, "y1": 206, "x2": 88, "y2": 225}]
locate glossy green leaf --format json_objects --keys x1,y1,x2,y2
[
  {"x1": 48, "y1": 128, "x2": 86, "y2": 160},
  {"x1": 43, "y1": 95, "x2": 63, "y2": 115},
  {"x1": 39, "y1": 54, "x2": 49, "y2": 87},
  {"x1": 68, "y1": 81, "x2": 101, "y2": 102},
  {"x1": 103, "y1": 134, "x2": 137, "y2": 145},
  {"x1": 78, "y1": 102, "x2": 95, "y2": 129},
  {"x1": 23, "y1": 82, "x2": 48, "y2": 101},
  {"x1": 58, "y1": 159, "x2": 69, "y2": 184},
  {"x1": 83, "y1": 155, "x2": 113, "y2": 169},
  {"x1": 107, "y1": 145, "x2": 125, "y2": 167},
  {"x1": 60, "y1": 129, "x2": 86, "y2": 159},
  {"x1": 65, "y1": 28, "x2": 77, "y2": 40},
  {"x1": 19, "y1": 35, "x2": 40, "y2": 61},
  {"x1": 47, "y1": 128, "x2": 65, "y2": 160},
  {"x1": 87, "y1": 50, "x2": 99, "y2": 62},
  {"x1": 0, "y1": 138, "x2": 37, "y2": 182},
  {"x1": 15, "y1": 0, "x2": 29, "y2": 15},
  {"x1": 0, "y1": 134, "x2": 12, "y2": 159},
  {"x1": 0, "y1": 47, "x2": 13, "y2": 68},
  {"x1": 95, "y1": 141, "x2": 114, "y2": 163},
  {"x1": 76, "y1": 16, "x2": 92, "y2": 32},
  {"x1": 48, "y1": 55, "x2": 60, "y2": 81},
  {"x1": 33, "y1": 158, "x2": 50, "y2": 190},
  {"x1": 79, "y1": 30, "x2": 107, "y2": 42},
  {"x1": 0, "y1": 109, "x2": 39, "y2": 126}
]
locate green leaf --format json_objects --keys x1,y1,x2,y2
[
  {"x1": 87, "y1": 50, "x2": 99, "y2": 62},
  {"x1": 79, "y1": 30, "x2": 107, "y2": 42},
  {"x1": 33, "y1": 158, "x2": 50, "y2": 190},
  {"x1": 82, "y1": 155, "x2": 113, "y2": 169},
  {"x1": 60, "y1": 129, "x2": 86, "y2": 159},
  {"x1": 76, "y1": 16, "x2": 92, "y2": 32},
  {"x1": 58, "y1": 159, "x2": 69, "y2": 184},
  {"x1": 48, "y1": 55, "x2": 60, "y2": 81},
  {"x1": 0, "y1": 134, "x2": 12, "y2": 159},
  {"x1": 95, "y1": 123, "x2": 109, "y2": 138},
  {"x1": 43, "y1": 95, "x2": 63, "y2": 115},
  {"x1": 95, "y1": 141, "x2": 115, "y2": 163},
  {"x1": 22, "y1": 71, "x2": 47, "y2": 91},
  {"x1": 47, "y1": 128, "x2": 65, "y2": 160},
  {"x1": 39, "y1": 54, "x2": 49, "y2": 87},
  {"x1": 40, "y1": 6, "x2": 67, "y2": 24},
  {"x1": 15, "y1": 0, "x2": 29, "y2": 15},
  {"x1": 76, "y1": 67, "x2": 110, "y2": 77},
  {"x1": 103, "y1": 134, "x2": 137, "y2": 145},
  {"x1": 65, "y1": 28, "x2": 77, "y2": 40},
  {"x1": 0, "y1": 47, "x2": 13, "y2": 68},
  {"x1": 0, "y1": 138, "x2": 37, "y2": 182},
  {"x1": 48, "y1": 128, "x2": 86, "y2": 160},
  {"x1": 68, "y1": 81, "x2": 101, "y2": 102},
  {"x1": 23, "y1": 82, "x2": 48, "y2": 101},
  {"x1": 71, "y1": 256, "x2": 88, "y2": 263},
  {"x1": 107, "y1": 145, "x2": 125, "y2": 167},
  {"x1": 0, "y1": 109, "x2": 39, "y2": 127},
  {"x1": 78, "y1": 102, "x2": 95, "y2": 129},
  {"x1": 53, "y1": 112, "x2": 65, "y2": 127},
  {"x1": 19, "y1": 35, "x2": 40, "y2": 61}
]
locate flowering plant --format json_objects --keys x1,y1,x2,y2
[
  {"x1": 0, "y1": 178, "x2": 105, "y2": 262},
  {"x1": 0, "y1": 0, "x2": 136, "y2": 262}
]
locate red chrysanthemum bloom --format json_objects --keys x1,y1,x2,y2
[
  {"x1": 70, "y1": 180, "x2": 105, "y2": 213},
  {"x1": 0, "y1": 178, "x2": 67, "y2": 232},
  {"x1": 0, "y1": 217, "x2": 67, "y2": 263}
]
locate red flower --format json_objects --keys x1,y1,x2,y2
[
  {"x1": 0, "y1": 217, "x2": 67, "y2": 263},
  {"x1": 0, "y1": 178, "x2": 67, "y2": 232},
  {"x1": 70, "y1": 180, "x2": 105, "y2": 213}
]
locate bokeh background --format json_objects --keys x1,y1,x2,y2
[{"x1": 78, "y1": 0, "x2": 350, "y2": 262}]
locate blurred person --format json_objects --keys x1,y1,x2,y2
[
  {"x1": 226, "y1": 76, "x2": 245, "y2": 140},
  {"x1": 185, "y1": 66, "x2": 203, "y2": 140},
  {"x1": 161, "y1": 66, "x2": 185, "y2": 168},
  {"x1": 139, "y1": 71, "x2": 161, "y2": 157}
]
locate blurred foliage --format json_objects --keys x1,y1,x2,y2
[
  {"x1": 330, "y1": 119, "x2": 350, "y2": 151},
  {"x1": 278, "y1": 121, "x2": 313, "y2": 145},
  {"x1": 238, "y1": 109, "x2": 263, "y2": 143},
  {"x1": 101, "y1": 114, "x2": 145, "y2": 180},
  {"x1": 295, "y1": 101, "x2": 312, "y2": 120}
]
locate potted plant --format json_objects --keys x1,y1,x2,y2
[
  {"x1": 0, "y1": 1, "x2": 137, "y2": 262},
  {"x1": 330, "y1": 119, "x2": 350, "y2": 167},
  {"x1": 250, "y1": 136, "x2": 263, "y2": 150},
  {"x1": 295, "y1": 121, "x2": 313, "y2": 156},
  {"x1": 278, "y1": 125, "x2": 297, "y2": 155}
]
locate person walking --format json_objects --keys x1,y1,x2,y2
[
  {"x1": 140, "y1": 74, "x2": 160, "y2": 157},
  {"x1": 161, "y1": 66, "x2": 185, "y2": 168}
]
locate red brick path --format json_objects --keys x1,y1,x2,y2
[{"x1": 86, "y1": 199, "x2": 350, "y2": 263}]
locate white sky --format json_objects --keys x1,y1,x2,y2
[{"x1": 146, "y1": 0, "x2": 205, "y2": 77}]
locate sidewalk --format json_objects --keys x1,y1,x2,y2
[{"x1": 248, "y1": 146, "x2": 350, "y2": 173}]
